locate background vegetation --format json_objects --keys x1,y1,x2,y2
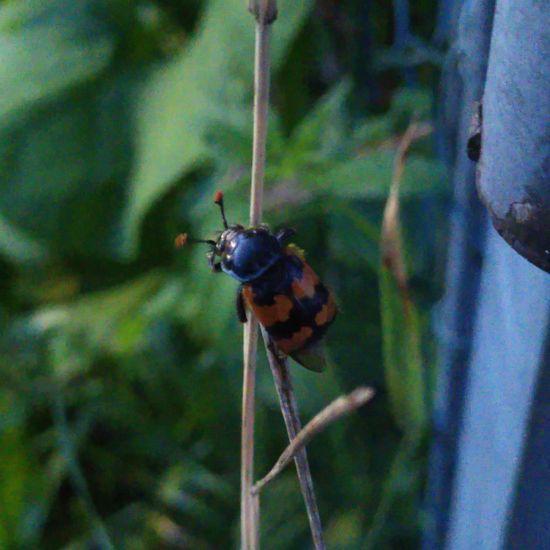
[{"x1": 0, "y1": 0, "x2": 448, "y2": 548}]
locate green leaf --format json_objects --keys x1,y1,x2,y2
[
  {"x1": 33, "y1": 272, "x2": 165, "y2": 380},
  {"x1": 388, "y1": 88, "x2": 433, "y2": 124},
  {"x1": 121, "y1": 0, "x2": 313, "y2": 255},
  {"x1": 379, "y1": 265, "x2": 427, "y2": 435},
  {"x1": 281, "y1": 80, "x2": 351, "y2": 172},
  {"x1": 205, "y1": 112, "x2": 286, "y2": 167},
  {"x1": 302, "y1": 152, "x2": 446, "y2": 199},
  {"x1": 0, "y1": 0, "x2": 114, "y2": 123},
  {"x1": 0, "y1": 215, "x2": 48, "y2": 263},
  {"x1": 327, "y1": 204, "x2": 380, "y2": 270},
  {"x1": 352, "y1": 116, "x2": 394, "y2": 147},
  {"x1": 0, "y1": 79, "x2": 134, "y2": 257},
  {"x1": 0, "y1": 397, "x2": 34, "y2": 548},
  {"x1": 0, "y1": 0, "x2": 136, "y2": 258},
  {"x1": 352, "y1": 88, "x2": 433, "y2": 148}
]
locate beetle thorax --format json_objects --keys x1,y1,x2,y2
[{"x1": 217, "y1": 227, "x2": 282, "y2": 283}]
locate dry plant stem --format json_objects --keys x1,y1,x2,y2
[
  {"x1": 261, "y1": 328, "x2": 326, "y2": 550},
  {"x1": 381, "y1": 122, "x2": 432, "y2": 303},
  {"x1": 248, "y1": 0, "x2": 277, "y2": 225},
  {"x1": 391, "y1": 122, "x2": 432, "y2": 190},
  {"x1": 241, "y1": 319, "x2": 259, "y2": 550},
  {"x1": 241, "y1": 2, "x2": 277, "y2": 549},
  {"x1": 253, "y1": 387, "x2": 375, "y2": 494}
]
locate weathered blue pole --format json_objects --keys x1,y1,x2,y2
[
  {"x1": 477, "y1": 0, "x2": 550, "y2": 273},
  {"x1": 424, "y1": 1, "x2": 495, "y2": 548}
]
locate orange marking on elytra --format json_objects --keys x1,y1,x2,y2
[
  {"x1": 291, "y1": 263, "x2": 319, "y2": 299},
  {"x1": 276, "y1": 326, "x2": 314, "y2": 354},
  {"x1": 314, "y1": 293, "x2": 337, "y2": 326},
  {"x1": 242, "y1": 286, "x2": 293, "y2": 327}
]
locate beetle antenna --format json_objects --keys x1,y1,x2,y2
[
  {"x1": 214, "y1": 191, "x2": 229, "y2": 229},
  {"x1": 174, "y1": 233, "x2": 216, "y2": 249}
]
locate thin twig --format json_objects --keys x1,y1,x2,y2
[
  {"x1": 242, "y1": 1, "x2": 277, "y2": 549},
  {"x1": 381, "y1": 121, "x2": 432, "y2": 311},
  {"x1": 248, "y1": 0, "x2": 277, "y2": 226},
  {"x1": 391, "y1": 122, "x2": 431, "y2": 190},
  {"x1": 261, "y1": 328, "x2": 327, "y2": 550},
  {"x1": 253, "y1": 387, "x2": 375, "y2": 494},
  {"x1": 242, "y1": 320, "x2": 259, "y2": 550},
  {"x1": 367, "y1": 120, "x2": 430, "y2": 546}
]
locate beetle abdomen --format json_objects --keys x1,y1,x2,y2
[{"x1": 242, "y1": 249, "x2": 337, "y2": 357}]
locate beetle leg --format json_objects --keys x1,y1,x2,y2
[
  {"x1": 266, "y1": 336, "x2": 287, "y2": 361},
  {"x1": 276, "y1": 227, "x2": 296, "y2": 245},
  {"x1": 207, "y1": 251, "x2": 222, "y2": 273},
  {"x1": 236, "y1": 286, "x2": 247, "y2": 323},
  {"x1": 207, "y1": 250, "x2": 215, "y2": 269}
]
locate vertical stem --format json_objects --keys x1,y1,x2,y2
[
  {"x1": 242, "y1": 319, "x2": 259, "y2": 549},
  {"x1": 249, "y1": 22, "x2": 272, "y2": 226},
  {"x1": 245, "y1": 2, "x2": 324, "y2": 546},
  {"x1": 263, "y1": 330, "x2": 326, "y2": 550},
  {"x1": 242, "y1": 2, "x2": 277, "y2": 548}
]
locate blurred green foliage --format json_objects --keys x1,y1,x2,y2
[{"x1": 0, "y1": 0, "x2": 447, "y2": 548}]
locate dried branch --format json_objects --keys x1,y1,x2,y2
[
  {"x1": 381, "y1": 121, "x2": 432, "y2": 312},
  {"x1": 260, "y1": 329, "x2": 327, "y2": 550},
  {"x1": 241, "y1": 2, "x2": 277, "y2": 549},
  {"x1": 242, "y1": 319, "x2": 259, "y2": 550},
  {"x1": 245, "y1": 3, "x2": 331, "y2": 548},
  {"x1": 253, "y1": 386, "x2": 375, "y2": 494}
]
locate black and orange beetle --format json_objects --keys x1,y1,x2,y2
[{"x1": 176, "y1": 191, "x2": 337, "y2": 372}]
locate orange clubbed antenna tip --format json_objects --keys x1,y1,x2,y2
[
  {"x1": 214, "y1": 190, "x2": 224, "y2": 204},
  {"x1": 174, "y1": 233, "x2": 188, "y2": 248}
]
